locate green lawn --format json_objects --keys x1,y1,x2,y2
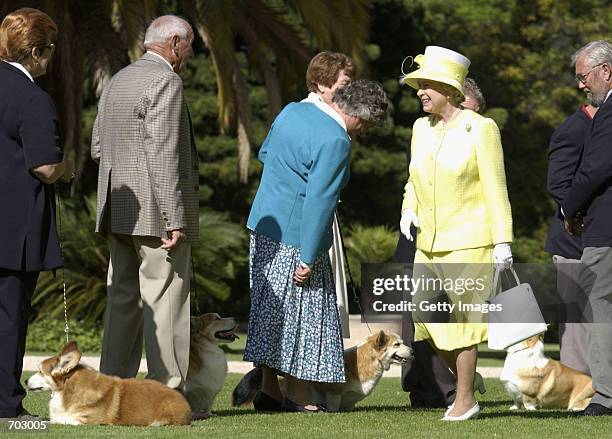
[{"x1": 8, "y1": 373, "x2": 609, "y2": 438}]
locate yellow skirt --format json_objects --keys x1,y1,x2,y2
[{"x1": 412, "y1": 246, "x2": 494, "y2": 351}]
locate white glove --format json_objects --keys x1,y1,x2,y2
[
  {"x1": 493, "y1": 243, "x2": 513, "y2": 270},
  {"x1": 399, "y1": 209, "x2": 419, "y2": 241}
]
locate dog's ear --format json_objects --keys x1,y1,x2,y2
[
  {"x1": 51, "y1": 341, "x2": 82, "y2": 377},
  {"x1": 376, "y1": 330, "x2": 388, "y2": 349}
]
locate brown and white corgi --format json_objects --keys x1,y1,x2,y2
[
  {"x1": 500, "y1": 334, "x2": 594, "y2": 410},
  {"x1": 184, "y1": 313, "x2": 238, "y2": 418},
  {"x1": 26, "y1": 341, "x2": 191, "y2": 425},
  {"x1": 232, "y1": 330, "x2": 413, "y2": 412}
]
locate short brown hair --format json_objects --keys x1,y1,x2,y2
[
  {"x1": 0, "y1": 8, "x2": 57, "y2": 62},
  {"x1": 306, "y1": 51, "x2": 355, "y2": 92}
]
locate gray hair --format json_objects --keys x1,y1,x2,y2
[
  {"x1": 144, "y1": 15, "x2": 191, "y2": 47},
  {"x1": 572, "y1": 40, "x2": 612, "y2": 67},
  {"x1": 332, "y1": 79, "x2": 388, "y2": 126},
  {"x1": 462, "y1": 77, "x2": 486, "y2": 112}
]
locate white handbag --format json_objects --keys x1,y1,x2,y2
[{"x1": 486, "y1": 267, "x2": 548, "y2": 350}]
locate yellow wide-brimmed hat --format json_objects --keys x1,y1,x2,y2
[{"x1": 400, "y1": 46, "x2": 470, "y2": 96}]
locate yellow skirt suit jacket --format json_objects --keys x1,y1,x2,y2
[{"x1": 402, "y1": 109, "x2": 513, "y2": 349}]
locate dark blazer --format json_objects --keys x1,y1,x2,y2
[
  {"x1": 563, "y1": 93, "x2": 612, "y2": 247},
  {"x1": 544, "y1": 107, "x2": 590, "y2": 259},
  {"x1": 0, "y1": 61, "x2": 63, "y2": 272}
]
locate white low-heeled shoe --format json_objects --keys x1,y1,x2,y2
[
  {"x1": 444, "y1": 372, "x2": 486, "y2": 416},
  {"x1": 442, "y1": 403, "x2": 480, "y2": 421}
]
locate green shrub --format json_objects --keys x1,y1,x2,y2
[
  {"x1": 26, "y1": 319, "x2": 103, "y2": 353},
  {"x1": 32, "y1": 196, "x2": 249, "y2": 323},
  {"x1": 344, "y1": 225, "x2": 398, "y2": 288}
]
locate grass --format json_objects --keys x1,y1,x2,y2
[{"x1": 9, "y1": 373, "x2": 610, "y2": 438}]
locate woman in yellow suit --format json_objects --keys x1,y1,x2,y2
[{"x1": 399, "y1": 46, "x2": 513, "y2": 420}]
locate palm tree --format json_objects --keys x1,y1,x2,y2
[
  {"x1": 183, "y1": 0, "x2": 370, "y2": 181},
  {"x1": 1, "y1": 0, "x2": 371, "y2": 183}
]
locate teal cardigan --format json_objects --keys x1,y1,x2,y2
[{"x1": 246, "y1": 102, "x2": 351, "y2": 264}]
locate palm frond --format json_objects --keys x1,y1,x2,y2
[
  {"x1": 184, "y1": 0, "x2": 239, "y2": 132},
  {"x1": 240, "y1": 20, "x2": 282, "y2": 124},
  {"x1": 287, "y1": 0, "x2": 370, "y2": 72},
  {"x1": 112, "y1": 0, "x2": 155, "y2": 61},
  {"x1": 246, "y1": 0, "x2": 311, "y2": 62},
  {"x1": 232, "y1": 56, "x2": 254, "y2": 183},
  {"x1": 76, "y1": 0, "x2": 127, "y2": 95},
  {"x1": 325, "y1": 0, "x2": 370, "y2": 70}
]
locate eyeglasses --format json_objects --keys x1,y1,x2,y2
[
  {"x1": 575, "y1": 63, "x2": 603, "y2": 84},
  {"x1": 41, "y1": 43, "x2": 55, "y2": 55}
]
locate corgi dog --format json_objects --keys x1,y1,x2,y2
[
  {"x1": 26, "y1": 341, "x2": 191, "y2": 425},
  {"x1": 500, "y1": 334, "x2": 594, "y2": 410},
  {"x1": 184, "y1": 313, "x2": 238, "y2": 418},
  {"x1": 232, "y1": 330, "x2": 413, "y2": 412}
]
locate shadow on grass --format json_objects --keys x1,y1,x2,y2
[
  {"x1": 211, "y1": 408, "x2": 263, "y2": 417},
  {"x1": 352, "y1": 404, "x2": 410, "y2": 412},
  {"x1": 214, "y1": 405, "x2": 417, "y2": 416},
  {"x1": 481, "y1": 400, "x2": 514, "y2": 408},
  {"x1": 480, "y1": 410, "x2": 576, "y2": 419}
]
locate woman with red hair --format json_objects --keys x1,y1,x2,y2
[{"x1": 0, "y1": 7, "x2": 73, "y2": 420}]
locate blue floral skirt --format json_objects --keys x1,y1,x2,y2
[{"x1": 243, "y1": 232, "x2": 345, "y2": 383}]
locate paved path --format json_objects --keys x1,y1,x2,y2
[{"x1": 22, "y1": 355, "x2": 502, "y2": 378}]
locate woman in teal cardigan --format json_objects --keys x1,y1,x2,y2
[{"x1": 244, "y1": 80, "x2": 387, "y2": 412}]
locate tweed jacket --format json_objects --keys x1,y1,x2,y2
[
  {"x1": 91, "y1": 53, "x2": 199, "y2": 241},
  {"x1": 402, "y1": 110, "x2": 513, "y2": 253},
  {"x1": 247, "y1": 102, "x2": 351, "y2": 264}
]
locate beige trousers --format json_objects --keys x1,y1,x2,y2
[{"x1": 100, "y1": 232, "x2": 191, "y2": 390}]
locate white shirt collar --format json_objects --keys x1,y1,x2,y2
[
  {"x1": 605, "y1": 88, "x2": 612, "y2": 104},
  {"x1": 4, "y1": 61, "x2": 34, "y2": 82},
  {"x1": 301, "y1": 92, "x2": 348, "y2": 133},
  {"x1": 146, "y1": 51, "x2": 173, "y2": 71}
]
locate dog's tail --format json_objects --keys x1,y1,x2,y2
[{"x1": 231, "y1": 366, "x2": 262, "y2": 406}]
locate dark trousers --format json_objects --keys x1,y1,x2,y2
[
  {"x1": 0, "y1": 269, "x2": 38, "y2": 417},
  {"x1": 395, "y1": 233, "x2": 455, "y2": 407},
  {"x1": 401, "y1": 304, "x2": 456, "y2": 407}
]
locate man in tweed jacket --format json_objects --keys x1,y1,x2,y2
[{"x1": 91, "y1": 15, "x2": 198, "y2": 394}]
